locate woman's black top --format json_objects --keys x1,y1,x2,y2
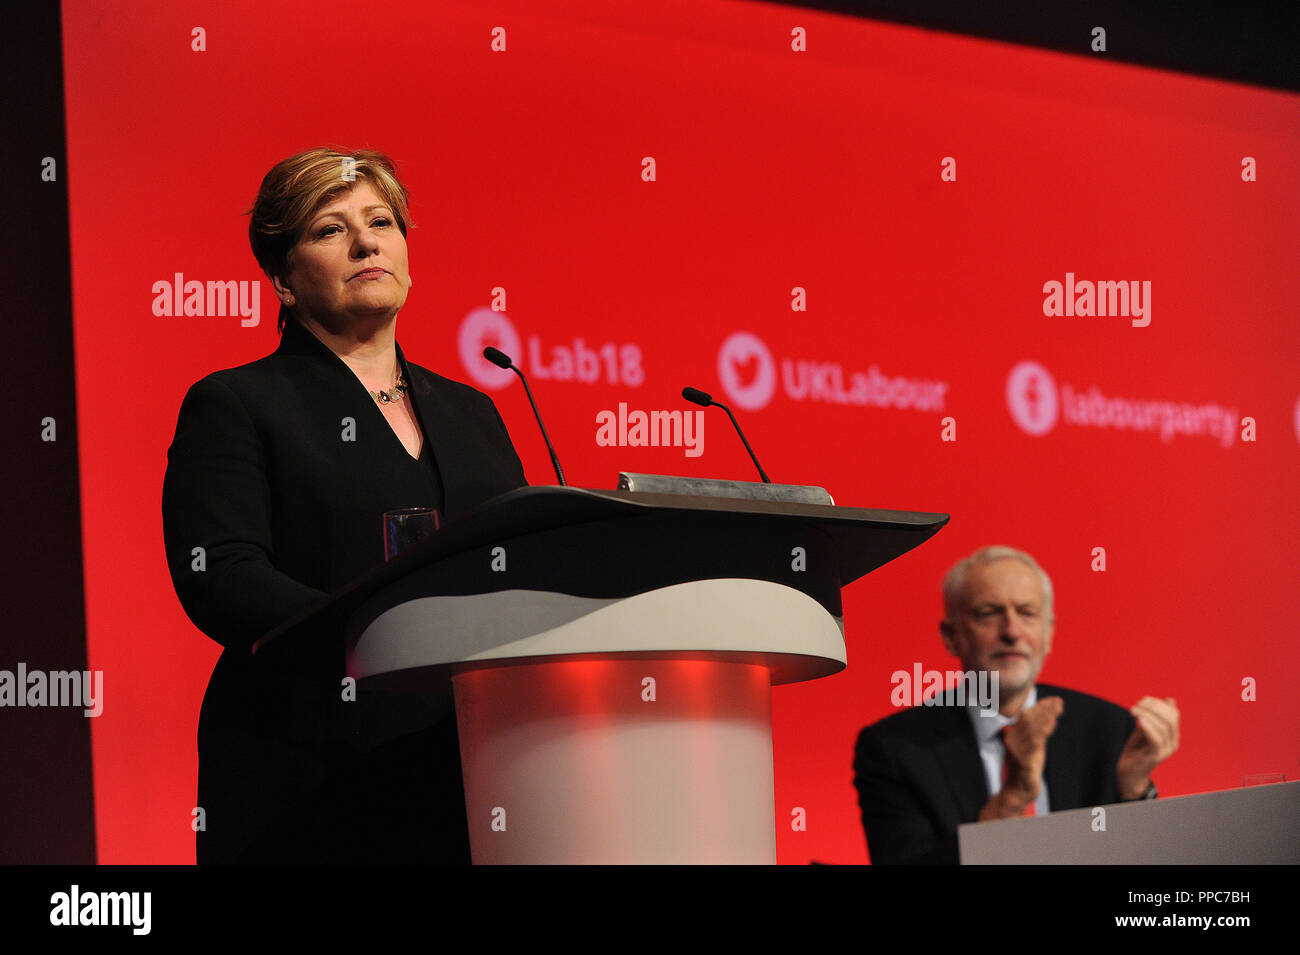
[{"x1": 162, "y1": 319, "x2": 527, "y2": 863}]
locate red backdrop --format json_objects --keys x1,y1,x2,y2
[{"x1": 62, "y1": 0, "x2": 1299, "y2": 863}]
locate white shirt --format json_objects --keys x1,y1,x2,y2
[{"x1": 966, "y1": 684, "x2": 1051, "y2": 814}]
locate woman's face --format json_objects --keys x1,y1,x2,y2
[{"x1": 276, "y1": 180, "x2": 411, "y2": 328}]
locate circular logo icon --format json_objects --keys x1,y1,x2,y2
[
  {"x1": 717, "y1": 331, "x2": 776, "y2": 412},
  {"x1": 458, "y1": 308, "x2": 521, "y2": 391},
  {"x1": 1005, "y1": 360, "x2": 1059, "y2": 436}
]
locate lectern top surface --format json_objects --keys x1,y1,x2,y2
[{"x1": 253, "y1": 485, "x2": 948, "y2": 655}]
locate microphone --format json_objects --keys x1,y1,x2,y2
[
  {"x1": 681, "y1": 386, "x2": 771, "y2": 483},
  {"x1": 484, "y1": 347, "x2": 566, "y2": 486}
]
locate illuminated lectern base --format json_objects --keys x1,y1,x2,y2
[{"x1": 455, "y1": 658, "x2": 775, "y2": 864}]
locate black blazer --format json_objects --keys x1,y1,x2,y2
[
  {"x1": 852, "y1": 683, "x2": 1136, "y2": 864},
  {"x1": 162, "y1": 318, "x2": 527, "y2": 863}
]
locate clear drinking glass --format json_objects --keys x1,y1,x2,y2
[{"x1": 383, "y1": 506, "x2": 441, "y2": 560}]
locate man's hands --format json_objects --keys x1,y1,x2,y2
[
  {"x1": 977, "y1": 694, "x2": 1180, "y2": 821},
  {"x1": 979, "y1": 696, "x2": 1064, "y2": 820},
  {"x1": 1116, "y1": 696, "x2": 1180, "y2": 800}
]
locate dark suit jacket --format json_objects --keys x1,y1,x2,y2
[
  {"x1": 852, "y1": 683, "x2": 1136, "y2": 864},
  {"x1": 162, "y1": 318, "x2": 527, "y2": 863}
]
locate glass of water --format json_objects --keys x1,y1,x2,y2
[{"x1": 383, "y1": 506, "x2": 441, "y2": 560}]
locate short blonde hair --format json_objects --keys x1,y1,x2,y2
[{"x1": 245, "y1": 146, "x2": 413, "y2": 333}]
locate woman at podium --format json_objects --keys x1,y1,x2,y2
[{"x1": 162, "y1": 146, "x2": 526, "y2": 863}]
